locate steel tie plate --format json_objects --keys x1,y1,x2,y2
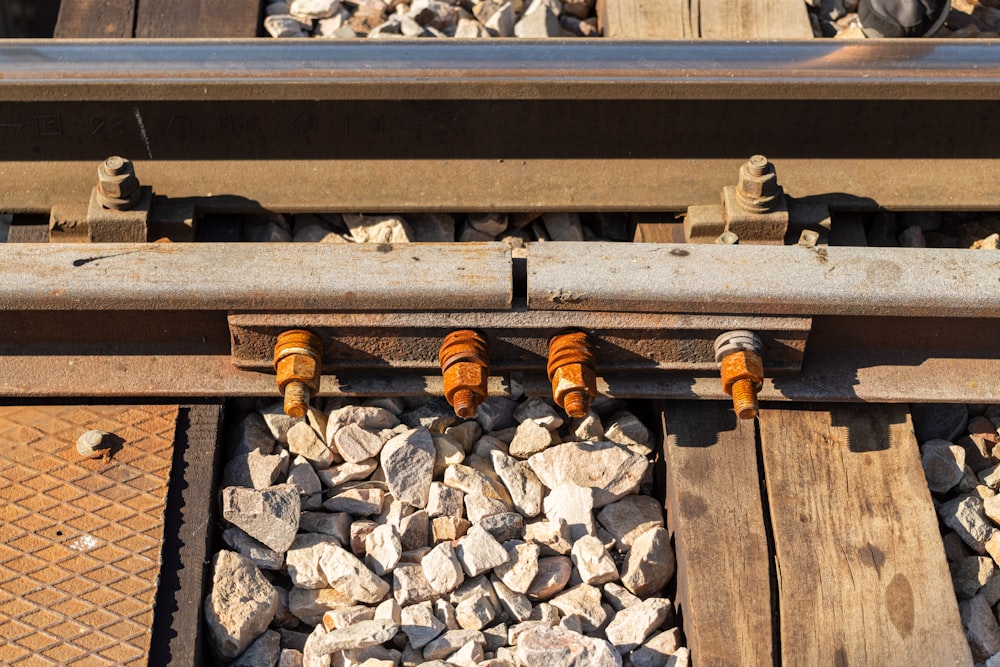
[{"x1": 0, "y1": 405, "x2": 178, "y2": 667}]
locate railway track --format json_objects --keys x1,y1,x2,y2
[{"x1": 1, "y1": 34, "x2": 999, "y2": 667}]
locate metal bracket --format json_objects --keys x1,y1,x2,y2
[{"x1": 49, "y1": 186, "x2": 152, "y2": 243}]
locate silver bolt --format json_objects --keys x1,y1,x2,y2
[
  {"x1": 715, "y1": 230, "x2": 739, "y2": 245},
  {"x1": 76, "y1": 430, "x2": 112, "y2": 458}
]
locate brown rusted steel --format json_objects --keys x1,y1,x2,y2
[
  {"x1": 715, "y1": 331, "x2": 764, "y2": 420},
  {"x1": 0, "y1": 404, "x2": 177, "y2": 667},
  {"x1": 95, "y1": 156, "x2": 140, "y2": 211},
  {"x1": 439, "y1": 329, "x2": 490, "y2": 419},
  {"x1": 547, "y1": 331, "x2": 598, "y2": 419},
  {"x1": 274, "y1": 329, "x2": 322, "y2": 418}
]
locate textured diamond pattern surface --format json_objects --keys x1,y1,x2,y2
[{"x1": 0, "y1": 405, "x2": 178, "y2": 667}]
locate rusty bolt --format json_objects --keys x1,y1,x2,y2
[
  {"x1": 96, "y1": 156, "x2": 141, "y2": 211},
  {"x1": 735, "y1": 155, "x2": 781, "y2": 214},
  {"x1": 547, "y1": 330, "x2": 597, "y2": 419},
  {"x1": 274, "y1": 329, "x2": 323, "y2": 419},
  {"x1": 714, "y1": 330, "x2": 764, "y2": 420},
  {"x1": 439, "y1": 329, "x2": 490, "y2": 419}
]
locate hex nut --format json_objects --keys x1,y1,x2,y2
[
  {"x1": 276, "y1": 353, "x2": 320, "y2": 392},
  {"x1": 720, "y1": 351, "x2": 764, "y2": 395}
]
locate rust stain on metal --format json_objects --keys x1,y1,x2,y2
[
  {"x1": 274, "y1": 329, "x2": 323, "y2": 418},
  {"x1": 439, "y1": 330, "x2": 490, "y2": 418},
  {"x1": 0, "y1": 404, "x2": 177, "y2": 667},
  {"x1": 547, "y1": 331, "x2": 598, "y2": 418}
]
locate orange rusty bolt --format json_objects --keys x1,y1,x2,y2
[
  {"x1": 439, "y1": 329, "x2": 490, "y2": 419},
  {"x1": 714, "y1": 330, "x2": 764, "y2": 420},
  {"x1": 547, "y1": 331, "x2": 597, "y2": 419},
  {"x1": 274, "y1": 329, "x2": 323, "y2": 418}
]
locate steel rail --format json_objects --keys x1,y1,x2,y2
[
  {"x1": 0, "y1": 41, "x2": 998, "y2": 212},
  {"x1": 528, "y1": 242, "x2": 1000, "y2": 318}
]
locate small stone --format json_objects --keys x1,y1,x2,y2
[
  {"x1": 276, "y1": 628, "x2": 310, "y2": 653},
  {"x1": 496, "y1": 542, "x2": 541, "y2": 594},
  {"x1": 328, "y1": 405, "x2": 400, "y2": 433},
  {"x1": 261, "y1": 402, "x2": 299, "y2": 442},
  {"x1": 477, "y1": 397, "x2": 518, "y2": 432},
  {"x1": 343, "y1": 214, "x2": 413, "y2": 243},
  {"x1": 960, "y1": 594, "x2": 1000, "y2": 661},
  {"x1": 526, "y1": 556, "x2": 572, "y2": 601},
  {"x1": 290, "y1": 0, "x2": 341, "y2": 18},
  {"x1": 288, "y1": 587, "x2": 351, "y2": 626},
  {"x1": 317, "y1": 459, "x2": 377, "y2": 488},
  {"x1": 921, "y1": 439, "x2": 967, "y2": 493},
  {"x1": 299, "y1": 512, "x2": 351, "y2": 545},
  {"x1": 76, "y1": 430, "x2": 112, "y2": 458},
  {"x1": 597, "y1": 496, "x2": 665, "y2": 551},
  {"x1": 939, "y1": 495, "x2": 996, "y2": 554},
  {"x1": 231, "y1": 629, "x2": 282, "y2": 667},
  {"x1": 483, "y1": 622, "x2": 509, "y2": 654},
  {"x1": 410, "y1": 0, "x2": 459, "y2": 29},
  {"x1": 571, "y1": 536, "x2": 618, "y2": 585},
  {"x1": 279, "y1": 649, "x2": 303, "y2": 667},
  {"x1": 408, "y1": 213, "x2": 456, "y2": 242},
  {"x1": 454, "y1": 586, "x2": 499, "y2": 630},
  {"x1": 630, "y1": 627, "x2": 683, "y2": 667},
  {"x1": 322, "y1": 605, "x2": 374, "y2": 630},
  {"x1": 622, "y1": 527, "x2": 675, "y2": 597},
  {"x1": 911, "y1": 403, "x2": 968, "y2": 443},
  {"x1": 286, "y1": 533, "x2": 339, "y2": 589},
  {"x1": 943, "y1": 531, "x2": 972, "y2": 562},
  {"x1": 433, "y1": 433, "x2": 466, "y2": 476},
  {"x1": 401, "y1": 398, "x2": 459, "y2": 433},
  {"x1": 398, "y1": 509, "x2": 430, "y2": 551},
  {"x1": 951, "y1": 556, "x2": 997, "y2": 599},
  {"x1": 428, "y1": 482, "x2": 466, "y2": 518},
  {"x1": 570, "y1": 412, "x2": 605, "y2": 442},
  {"x1": 970, "y1": 416, "x2": 1000, "y2": 444},
  {"x1": 480, "y1": 512, "x2": 525, "y2": 544},
  {"x1": 288, "y1": 454, "x2": 322, "y2": 499},
  {"x1": 466, "y1": 493, "x2": 510, "y2": 524},
  {"x1": 204, "y1": 551, "x2": 278, "y2": 659},
  {"x1": 444, "y1": 464, "x2": 512, "y2": 505},
  {"x1": 265, "y1": 14, "x2": 307, "y2": 37},
  {"x1": 514, "y1": 398, "x2": 564, "y2": 431},
  {"x1": 985, "y1": 494, "x2": 1000, "y2": 524},
  {"x1": 605, "y1": 597, "x2": 673, "y2": 652},
  {"x1": 491, "y1": 450, "x2": 544, "y2": 518},
  {"x1": 454, "y1": 17, "x2": 491, "y2": 37},
  {"x1": 432, "y1": 516, "x2": 472, "y2": 543},
  {"x1": 288, "y1": 421, "x2": 337, "y2": 469},
  {"x1": 232, "y1": 413, "x2": 276, "y2": 456},
  {"x1": 474, "y1": 434, "x2": 508, "y2": 459},
  {"x1": 222, "y1": 527, "x2": 284, "y2": 571},
  {"x1": 423, "y1": 542, "x2": 465, "y2": 594},
  {"x1": 456, "y1": 524, "x2": 511, "y2": 577},
  {"x1": 528, "y1": 441, "x2": 649, "y2": 508},
  {"x1": 515, "y1": 626, "x2": 620, "y2": 667},
  {"x1": 544, "y1": 483, "x2": 596, "y2": 542},
  {"x1": 982, "y1": 464, "x2": 1000, "y2": 490},
  {"x1": 602, "y1": 582, "x2": 641, "y2": 611},
  {"x1": 351, "y1": 520, "x2": 378, "y2": 555},
  {"x1": 446, "y1": 422, "x2": 482, "y2": 452},
  {"x1": 319, "y1": 542, "x2": 391, "y2": 603},
  {"x1": 381, "y1": 428, "x2": 435, "y2": 508},
  {"x1": 483, "y1": 1, "x2": 515, "y2": 36},
  {"x1": 333, "y1": 423, "x2": 387, "y2": 463},
  {"x1": 365, "y1": 524, "x2": 403, "y2": 576},
  {"x1": 509, "y1": 419, "x2": 559, "y2": 459},
  {"x1": 467, "y1": 212, "x2": 509, "y2": 236},
  {"x1": 448, "y1": 639, "x2": 485, "y2": 665},
  {"x1": 401, "y1": 601, "x2": 446, "y2": 648},
  {"x1": 550, "y1": 584, "x2": 609, "y2": 634},
  {"x1": 604, "y1": 412, "x2": 653, "y2": 455},
  {"x1": 394, "y1": 563, "x2": 439, "y2": 606},
  {"x1": 223, "y1": 485, "x2": 301, "y2": 553},
  {"x1": 435, "y1": 598, "x2": 460, "y2": 630},
  {"x1": 323, "y1": 487, "x2": 384, "y2": 515},
  {"x1": 541, "y1": 212, "x2": 585, "y2": 242},
  {"x1": 423, "y1": 629, "x2": 486, "y2": 661},
  {"x1": 492, "y1": 576, "x2": 533, "y2": 621},
  {"x1": 524, "y1": 518, "x2": 574, "y2": 556},
  {"x1": 305, "y1": 619, "x2": 398, "y2": 656}
]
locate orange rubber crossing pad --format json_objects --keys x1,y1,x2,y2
[{"x1": 0, "y1": 405, "x2": 178, "y2": 667}]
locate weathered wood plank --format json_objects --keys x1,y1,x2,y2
[
  {"x1": 662, "y1": 401, "x2": 774, "y2": 667},
  {"x1": 135, "y1": 0, "x2": 261, "y2": 37},
  {"x1": 759, "y1": 404, "x2": 972, "y2": 667},
  {"x1": 698, "y1": 0, "x2": 814, "y2": 38},
  {"x1": 54, "y1": 0, "x2": 135, "y2": 38},
  {"x1": 599, "y1": 0, "x2": 693, "y2": 38}
]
